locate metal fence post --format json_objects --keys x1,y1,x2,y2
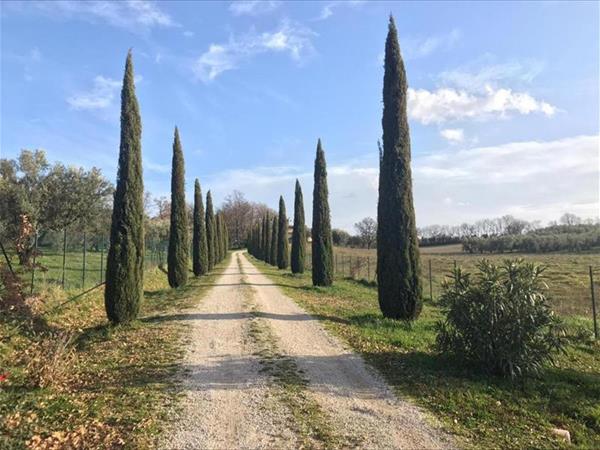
[
  {"x1": 62, "y1": 228, "x2": 67, "y2": 289},
  {"x1": 429, "y1": 259, "x2": 433, "y2": 300},
  {"x1": 589, "y1": 266, "x2": 598, "y2": 339},
  {"x1": 82, "y1": 231, "x2": 87, "y2": 289},
  {"x1": 30, "y1": 231, "x2": 38, "y2": 294}
]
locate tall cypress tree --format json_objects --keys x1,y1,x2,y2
[
  {"x1": 105, "y1": 50, "x2": 144, "y2": 323},
  {"x1": 205, "y1": 190, "x2": 216, "y2": 271},
  {"x1": 377, "y1": 16, "x2": 422, "y2": 320},
  {"x1": 277, "y1": 196, "x2": 289, "y2": 269},
  {"x1": 311, "y1": 139, "x2": 333, "y2": 286},
  {"x1": 270, "y1": 215, "x2": 278, "y2": 266},
  {"x1": 264, "y1": 214, "x2": 272, "y2": 264},
  {"x1": 192, "y1": 179, "x2": 208, "y2": 276},
  {"x1": 167, "y1": 127, "x2": 189, "y2": 288},
  {"x1": 291, "y1": 179, "x2": 306, "y2": 274}
]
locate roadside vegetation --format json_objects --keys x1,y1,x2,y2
[
  {"x1": 0, "y1": 257, "x2": 230, "y2": 449},
  {"x1": 249, "y1": 255, "x2": 600, "y2": 449}
]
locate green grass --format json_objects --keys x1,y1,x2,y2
[
  {"x1": 250, "y1": 255, "x2": 600, "y2": 449},
  {"x1": 0, "y1": 254, "x2": 230, "y2": 449},
  {"x1": 326, "y1": 245, "x2": 599, "y2": 317}
]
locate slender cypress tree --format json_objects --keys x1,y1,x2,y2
[
  {"x1": 277, "y1": 196, "x2": 289, "y2": 269},
  {"x1": 167, "y1": 127, "x2": 189, "y2": 288},
  {"x1": 192, "y1": 179, "x2": 208, "y2": 276},
  {"x1": 270, "y1": 215, "x2": 278, "y2": 266},
  {"x1": 311, "y1": 139, "x2": 333, "y2": 286},
  {"x1": 105, "y1": 50, "x2": 144, "y2": 323},
  {"x1": 377, "y1": 16, "x2": 422, "y2": 320},
  {"x1": 291, "y1": 179, "x2": 306, "y2": 274},
  {"x1": 205, "y1": 190, "x2": 216, "y2": 271},
  {"x1": 264, "y1": 214, "x2": 272, "y2": 264},
  {"x1": 219, "y1": 213, "x2": 226, "y2": 260}
]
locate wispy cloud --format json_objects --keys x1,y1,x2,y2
[
  {"x1": 67, "y1": 74, "x2": 142, "y2": 110},
  {"x1": 439, "y1": 58, "x2": 545, "y2": 91},
  {"x1": 18, "y1": 1, "x2": 177, "y2": 32},
  {"x1": 67, "y1": 76, "x2": 121, "y2": 110},
  {"x1": 192, "y1": 20, "x2": 317, "y2": 82},
  {"x1": 315, "y1": 1, "x2": 365, "y2": 21},
  {"x1": 402, "y1": 29, "x2": 461, "y2": 59},
  {"x1": 229, "y1": 1, "x2": 281, "y2": 16},
  {"x1": 408, "y1": 86, "x2": 557, "y2": 124}
]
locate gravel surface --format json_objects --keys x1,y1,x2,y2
[{"x1": 163, "y1": 251, "x2": 454, "y2": 449}]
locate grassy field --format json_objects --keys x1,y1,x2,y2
[
  {"x1": 0, "y1": 255, "x2": 229, "y2": 449},
  {"x1": 250, "y1": 255, "x2": 600, "y2": 449},
  {"x1": 321, "y1": 245, "x2": 599, "y2": 317}
]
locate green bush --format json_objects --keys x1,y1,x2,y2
[{"x1": 436, "y1": 259, "x2": 566, "y2": 378}]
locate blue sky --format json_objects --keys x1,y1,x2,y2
[{"x1": 1, "y1": 1, "x2": 598, "y2": 231}]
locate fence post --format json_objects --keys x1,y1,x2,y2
[
  {"x1": 349, "y1": 255, "x2": 352, "y2": 279},
  {"x1": 429, "y1": 259, "x2": 433, "y2": 301},
  {"x1": 367, "y1": 256, "x2": 370, "y2": 280},
  {"x1": 62, "y1": 228, "x2": 67, "y2": 288},
  {"x1": 30, "y1": 231, "x2": 38, "y2": 294},
  {"x1": 589, "y1": 266, "x2": 598, "y2": 340},
  {"x1": 100, "y1": 236, "x2": 104, "y2": 284},
  {"x1": 82, "y1": 231, "x2": 86, "y2": 289}
]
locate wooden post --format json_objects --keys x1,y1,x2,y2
[
  {"x1": 100, "y1": 237, "x2": 104, "y2": 284},
  {"x1": 30, "y1": 231, "x2": 38, "y2": 294},
  {"x1": 590, "y1": 266, "x2": 598, "y2": 339},
  {"x1": 62, "y1": 228, "x2": 67, "y2": 288},
  {"x1": 429, "y1": 259, "x2": 433, "y2": 300},
  {"x1": 367, "y1": 256, "x2": 370, "y2": 280},
  {"x1": 82, "y1": 232, "x2": 86, "y2": 289}
]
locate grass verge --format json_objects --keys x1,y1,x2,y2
[
  {"x1": 1, "y1": 255, "x2": 230, "y2": 449},
  {"x1": 248, "y1": 254, "x2": 600, "y2": 449}
]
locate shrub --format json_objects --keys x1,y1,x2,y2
[{"x1": 436, "y1": 259, "x2": 566, "y2": 378}]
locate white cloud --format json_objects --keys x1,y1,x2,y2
[
  {"x1": 402, "y1": 28, "x2": 461, "y2": 59},
  {"x1": 23, "y1": 0, "x2": 176, "y2": 32},
  {"x1": 201, "y1": 135, "x2": 599, "y2": 231},
  {"x1": 67, "y1": 76, "x2": 121, "y2": 110},
  {"x1": 229, "y1": 1, "x2": 281, "y2": 16},
  {"x1": 183, "y1": 30, "x2": 195, "y2": 38},
  {"x1": 440, "y1": 128, "x2": 464, "y2": 143},
  {"x1": 408, "y1": 86, "x2": 557, "y2": 124},
  {"x1": 315, "y1": 1, "x2": 364, "y2": 21},
  {"x1": 192, "y1": 20, "x2": 316, "y2": 82}
]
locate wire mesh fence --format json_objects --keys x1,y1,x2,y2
[
  {"x1": 4, "y1": 231, "x2": 169, "y2": 295},
  {"x1": 305, "y1": 249, "x2": 600, "y2": 323}
]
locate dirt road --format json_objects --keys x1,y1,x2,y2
[{"x1": 164, "y1": 250, "x2": 452, "y2": 449}]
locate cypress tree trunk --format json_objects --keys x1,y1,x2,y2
[
  {"x1": 105, "y1": 50, "x2": 144, "y2": 324},
  {"x1": 377, "y1": 16, "x2": 422, "y2": 320},
  {"x1": 270, "y1": 216, "x2": 278, "y2": 266},
  {"x1": 167, "y1": 127, "x2": 189, "y2": 288},
  {"x1": 311, "y1": 139, "x2": 333, "y2": 286},
  {"x1": 264, "y1": 214, "x2": 271, "y2": 264},
  {"x1": 277, "y1": 196, "x2": 289, "y2": 269},
  {"x1": 291, "y1": 179, "x2": 306, "y2": 274},
  {"x1": 205, "y1": 191, "x2": 216, "y2": 271},
  {"x1": 192, "y1": 179, "x2": 208, "y2": 276}
]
